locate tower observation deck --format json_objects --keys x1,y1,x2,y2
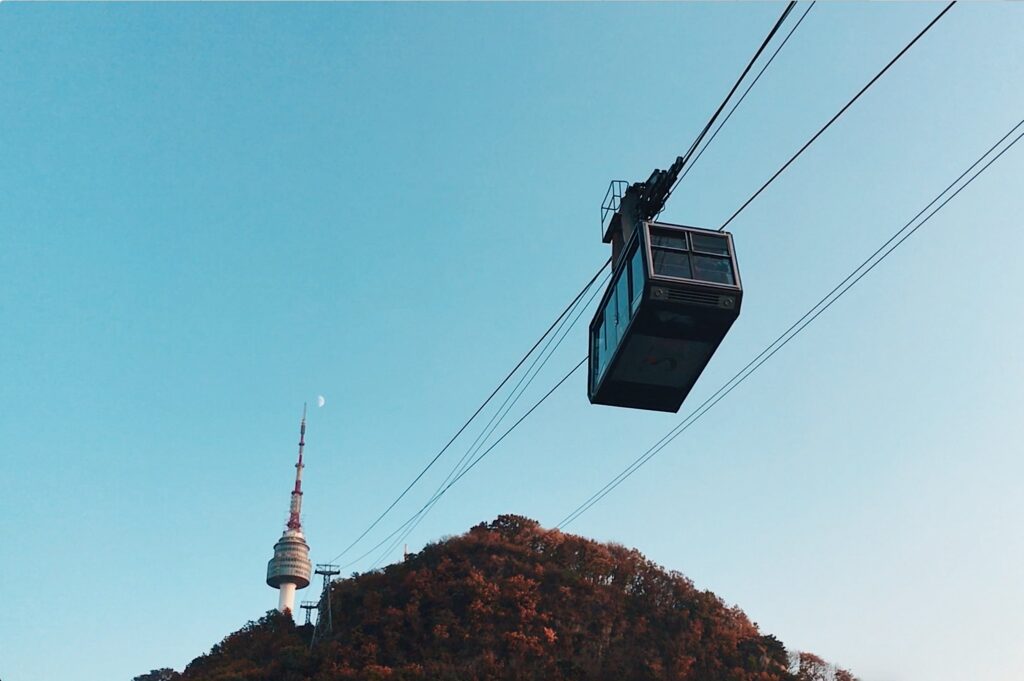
[{"x1": 266, "y1": 407, "x2": 313, "y2": 614}]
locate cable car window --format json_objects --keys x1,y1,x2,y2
[
  {"x1": 691, "y1": 233, "x2": 730, "y2": 256},
  {"x1": 629, "y1": 246, "x2": 645, "y2": 313},
  {"x1": 594, "y1": 319, "x2": 606, "y2": 379},
  {"x1": 603, "y1": 295, "x2": 618, "y2": 352},
  {"x1": 691, "y1": 254, "x2": 735, "y2": 285},
  {"x1": 650, "y1": 229, "x2": 688, "y2": 250},
  {"x1": 652, "y1": 249, "x2": 692, "y2": 279},
  {"x1": 614, "y1": 271, "x2": 630, "y2": 333}
]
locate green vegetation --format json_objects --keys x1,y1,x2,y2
[{"x1": 180, "y1": 516, "x2": 855, "y2": 681}]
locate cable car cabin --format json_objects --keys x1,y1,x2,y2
[{"x1": 589, "y1": 221, "x2": 742, "y2": 413}]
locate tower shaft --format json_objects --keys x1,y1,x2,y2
[{"x1": 278, "y1": 583, "x2": 298, "y2": 613}]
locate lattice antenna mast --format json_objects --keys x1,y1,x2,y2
[
  {"x1": 310, "y1": 563, "x2": 341, "y2": 647},
  {"x1": 300, "y1": 601, "x2": 318, "y2": 626},
  {"x1": 288, "y1": 403, "x2": 307, "y2": 531}
]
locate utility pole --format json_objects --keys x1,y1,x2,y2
[{"x1": 299, "y1": 600, "x2": 318, "y2": 626}]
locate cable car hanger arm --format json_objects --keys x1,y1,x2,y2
[{"x1": 638, "y1": 1, "x2": 797, "y2": 222}]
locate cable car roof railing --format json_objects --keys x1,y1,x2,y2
[{"x1": 601, "y1": 180, "x2": 628, "y2": 235}]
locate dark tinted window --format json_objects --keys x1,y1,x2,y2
[
  {"x1": 650, "y1": 229, "x2": 688, "y2": 250},
  {"x1": 691, "y1": 233, "x2": 730, "y2": 255},
  {"x1": 629, "y1": 246, "x2": 645, "y2": 313},
  {"x1": 603, "y1": 295, "x2": 617, "y2": 351},
  {"x1": 692, "y1": 254, "x2": 735, "y2": 285},
  {"x1": 614, "y1": 271, "x2": 629, "y2": 329},
  {"x1": 652, "y1": 249, "x2": 692, "y2": 279}
]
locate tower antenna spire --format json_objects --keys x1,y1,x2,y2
[{"x1": 288, "y1": 404, "x2": 307, "y2": 530}]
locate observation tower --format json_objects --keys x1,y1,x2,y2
[{"x1": 266, "y1": 407, "x2": 313, "y2": 614}]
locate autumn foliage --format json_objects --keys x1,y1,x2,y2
[{"x1": 181, "y1": 516, "x2": 855, "y2": 681}]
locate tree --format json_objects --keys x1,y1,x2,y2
[{"x1": 132, "y1": 669, "x2": 180, "y2": 681}]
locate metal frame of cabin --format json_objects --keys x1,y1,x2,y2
[{"x1": 588, "y1": 220, "x2": 743, "y2": 413}]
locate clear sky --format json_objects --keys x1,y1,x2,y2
[{"x1": 1, "y1": 3, "x2": 1022, "y2": 680}]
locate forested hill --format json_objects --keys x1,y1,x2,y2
[{"x1": 178, "y1": 515, "x2": 855, "y2": 681}]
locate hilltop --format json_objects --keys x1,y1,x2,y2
[{"x1": 177, "y1": 515, "x2": 855, "y2": 681}]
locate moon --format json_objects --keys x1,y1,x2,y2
[{"x1": 317, "y1": 395, "x2": 326, "y2": 408}]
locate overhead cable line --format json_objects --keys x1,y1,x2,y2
[
  {"x1": 416, "y1": 272, "x2": 607, "y2": 511},
  {"x1": 430, "y1": 273, "x2": 605, "y2": 496},
  {"x1": 655, "y1": 1, "x2": 798, "y2": 216},
  {"x1": 376, "y1": 358, "x2": 588, "y2": 568},
  {"x1": 367, "y1": 276, "x2": 609, "y2": 569},
  {"x1": 365, "y1": 310, "x2": 593, "y2": 570},
  {"x1": 559, "y1": 115, "x2": 1024, "y2": 529},
  {"x1": 664, "y1": 1, "x2": 817, "y2": 202},
  {"x1": 329, "y1": 259, "x2": 609, "y2": 563},
  {"x1": 343, "y1": 357, "x2": 588, "y2": 571},
  {"x1": 718, "y1": 1, "x2": 956, "y2": 232}
]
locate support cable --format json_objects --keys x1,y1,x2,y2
[
  {"x1": 657, "y1": 1, "x2": 798, "y2": 214},
  {"x1": 718, "y1": 1, "x2": 956, "y2": 232},
  {"x1": 421, "y1": 273, "x2": 605, "y2": 506},
  {"x1": 664, "y1": 2, "x2": 817, "y2": 203},
  {"x1": 328, "y1": 259, "x2": 608, "y2": 563},
  {"x1": 559, "y1": 116, "x2": 1024, "y2": 529},
  {"x1": 343, "y1": 357, "x2": 588, "y2": 571},
  {"x1": 429, "y1": 272, "x2": 603, "y2": 502},
  {"x1": 369, "y1": 276, "x2": 607, "y2": 568}
]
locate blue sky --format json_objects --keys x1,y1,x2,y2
[{"x1": 1, "y1": 3, "x2": 1022, "y2": 680}]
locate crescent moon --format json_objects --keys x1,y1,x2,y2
[{"x1": 317, "y1": 395, "x2": 326, "y2": 408}]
